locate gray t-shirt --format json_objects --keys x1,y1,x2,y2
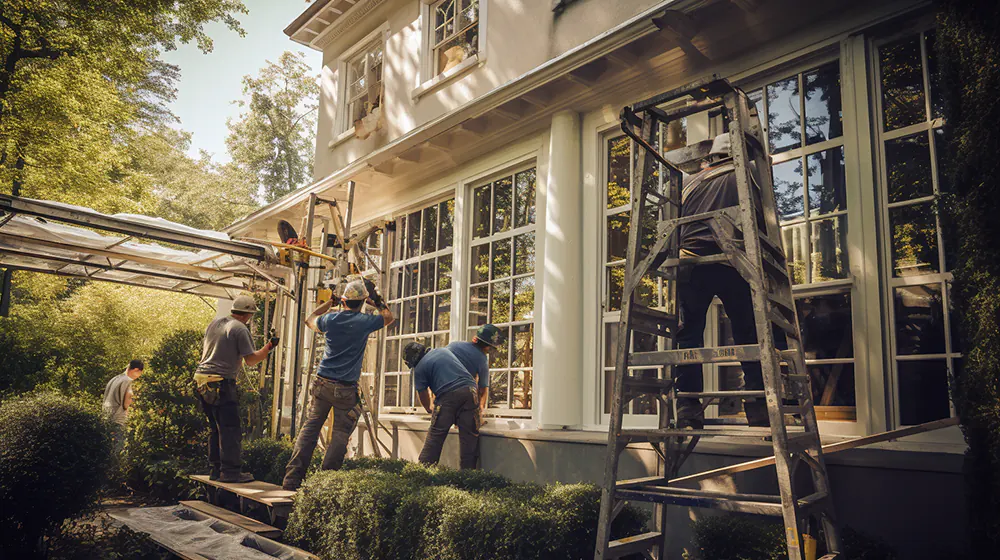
[
  {"x1": 102, "y1": 373, "x2": 132, "y2": 427},
  {"x1": 195, "y1": 316, "x2": 255, "y2": 379}
]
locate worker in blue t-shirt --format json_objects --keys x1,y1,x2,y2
[
  {"x1": 282, "y1": 279, "x2": 394, "y2": 491},
  {"x1": 405, "y1": 324, "x2": 499, "y2": 469}
]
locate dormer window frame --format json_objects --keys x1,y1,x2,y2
[
  {"x1": 413, "y1": 0, "x2": 488, "y2": 100},
  {"x1": 334, "y1": 22, "x2": 390, "y2": 142}
]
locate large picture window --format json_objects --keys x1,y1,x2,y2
[
  {"x1": 468, "y1": 166, "x2": 536, "y2": 412},
  {"x1": 382, "y1": 198, "x2": 455, "y2": 412},
  {"x1": 874, "y1": 30, "x2": 959, "y2": 426}
]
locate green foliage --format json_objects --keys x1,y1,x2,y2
[
  {"x1": 683, "y1": 516, "x2": 897, "y2": 560},
  {"x1": 226, "y1": 51, "x2": 319, "y2": 203},
  {"x1": 242, "y1": 437, "x2": 321, "y2": 485},
  {"x1": 47, "y1": 517, "x2": 166, "y2": 560},
  {"x1": 121, "y1": 330, "x2": 206, "y2": 502},
  {"x1": 935, "y1": 1, "x2": 1000, "y2": 555},
  {"x1": 284, "y1": 460, "x2": 648, "y2": 560},
  {"x1": 0, "y1": 392, "x2": 114, "y2": 556}
]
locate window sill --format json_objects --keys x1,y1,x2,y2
[
  {"x1": 411, "y1": 54, "x2": 482, "y2": 101},
  {"x1": 327, "y1": 127, "x2": 357, "y2": 149}
]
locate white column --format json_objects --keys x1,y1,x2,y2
[{"x1": 537, "y1": 110, "x2": 583, "y2": 429}]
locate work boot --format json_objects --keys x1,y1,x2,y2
[
  {"x1": 744, "y1": 400, "x2": 771, "y2": 428},
  {"x1": 676, "y1": 398, "x2": 704, "y2": 430},
  {"x1": 218, "y1": 472, "x2": 255, "y2": 483},
  {"x1": 209, "y1": 468, "x2": 221, "y2": 481},
  {"x1": 282, "y1": 480, "x2": 301, "y2": 492}
]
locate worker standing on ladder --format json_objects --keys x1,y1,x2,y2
[
  {"x1": 282, "y1": 279, "x2": 393, "y2": 491},
  {"x1": 674, "y1": 133, "x2": 784, "y2": 429}
]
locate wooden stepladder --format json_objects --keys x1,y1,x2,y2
[{"x1": 593, "y1": 78, "x2": 841, "y2": 560}]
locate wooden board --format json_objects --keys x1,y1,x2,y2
[
  {"x1": 189, "y1": 474, "x2": 295, "y2": 506},
  {"x1": 179, "y1": 500, "x2": 281, "y2": 538}
]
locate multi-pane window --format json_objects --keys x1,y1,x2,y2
[
  {"x1": 874, "y1": 30, "x2": 959, "y2": 426},
  {"x1": 344, "y1": 39, "x2": 384, "y2": 131},
  {"x1": 469, "y1": 167, "x2": 536, "y2": 412},
  {"x1": 432, "y1": 0, "x2": 479, "y2": 75},
  {"x1": 382, "y1": 199, "x2": 455, "y2": 411}
]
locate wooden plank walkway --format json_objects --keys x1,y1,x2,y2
[
  {"x1": 179, "y1": 500, "x2": 282, "y2": 538},
  {"x1": 189, "y1": 474, "x2": 296, "y2": 524}
]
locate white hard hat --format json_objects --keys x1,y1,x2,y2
[
  {"x1": 341, "y1": 280, "x2": 369, "y2": 301},
  {"x1": 231, "y1": 294, "x2": 258, "y2": 314},
  {"x1": 708, "y1": 133, "x2": 731, "y2": 157}
]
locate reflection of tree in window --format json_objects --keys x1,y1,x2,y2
[
  {"x1": 433, "y1": 0, "x2": 479, "y2": 75},
  {"x1": 880, "y1": 35, "x2": 926, "y2": 131}
]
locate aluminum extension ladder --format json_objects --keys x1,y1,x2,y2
[{"x1": 593, "y1": 78, "x2": 841, "y2": 560}]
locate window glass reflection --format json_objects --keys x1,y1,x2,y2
[
  {"x1": 807, "y1": 147, "x2": 847, "y2": 216},
  {"x1": 890, "y1": 202, "x2": 939, "y2": 277},
  {"x1": 894, "y1": 283, "x2": 946, "y2": 355},
  {"x1": 772, "y1": 158, "x2": 804, "y2": 221},
  {"x1": 798, "y1": 293, "x2": 853, "y2": 359},
  {"x1": 880, "y1": 35, "x2": 926, "y2": 131},
  {"x1": 810, "y1": 215, "x2": 849, "y2": 282},
  {"x1": 803, "y1": 62, "x2": 843, "y2": 145},
  {"x1": 886, "y1": 132, "x2": 933, "y2": 203},
  {"x1": 767, "y1": 76, "x2": 801, "y2": 154},
  {"x1": 897, "y1": 360, "x2": 950, "y2": 424}
]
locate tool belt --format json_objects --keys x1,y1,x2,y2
[{"x1": 193, "y1": 373, "x2": 226, "y2": 405}]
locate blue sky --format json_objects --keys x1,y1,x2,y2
[{"x1": 161, "y1": 0, "x2": 322, "y2": 163}]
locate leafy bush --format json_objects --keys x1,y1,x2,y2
[
  {"x1": 121, "y1": 329, "x2": 206, "y2": 502},
  {"x1": 683, "y1": 515, "x2": 897, "y2": 560},
  {"x1": 47, "y1": 517, "x2": 166, "y2": 560},
  {"x1": 0, "y1": 392, "x2": 114, "y2": 556},
  {"x1": 242, "y1": 436, "x2": 321, "y2": 485},
  {"x1": 285, "y1": 460, "x2": 648, "y2": 560}
]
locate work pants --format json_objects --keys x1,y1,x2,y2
[
  {"x1": 418, "y1": 387, "x2": 481, "y2": 469},
  {"x1": 283, "y1": 376, "x2": 361, "y2": 489},
  {"x1": 196, "y1": 379, "x2": 242, "y2": 478},
  {"x1": 674, "y1": 264, "x2": 786, "y2": 421}
]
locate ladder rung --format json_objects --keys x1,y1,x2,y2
[
  {"x1": 659, "y1": 253, "x2": 731, "y2": 269},
  {"x1": 629, "y1": 305, "x2": 676, "y2": 338},
  {"x1": 656, "y1": 209, "x2": 732, "y2": 236},
  {"x1": 616, "y1": 475, "x2": 668, "y2": 490},
  {"x1": 676, "y1": 390, "x2": 766, "y2": 400},
  {"x1": 606, "y1": 531, "x2": 661, "y2": 558},
  {"x1": 620, "y1": 426, "x2": 800, "y2": 441},
  {"x1": 785, "y1": 432, "x2": 821, "y2": 455},
  {"x1": 623, "y1": 375, "x2": 674, "y2": 393},
  {"x1": 629, "y1": 344, "x2": 759, "y2": 367},
  {"x1": 616, "y1": 486, "x2": 784, "y2": 516}
]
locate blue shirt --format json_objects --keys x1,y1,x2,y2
[
  {"x1": 315, "y1": 311, "x2": 385, "y2": 383},
  {"x1": 413, "y1": 347, "x2": 477, "y2": 396},
  {"x1": 447, "y1": 341, "x2": 490, "y2": 389}
]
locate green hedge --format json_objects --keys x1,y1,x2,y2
[
  {"x1": 284, "y1": 459, "x2": 648, "y2": 560},
  {"x1": 0, "y1": 392, "x2": 114, "y2": 557},
  {"x1": 242, "y1": 437, "x2": 322, "y2": 485}
]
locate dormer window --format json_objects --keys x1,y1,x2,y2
[
  {"x1": 335, "y1": 24, "x2": 389, "y2": 140},
  {"x1": 432, "y1": 0, "x2": 479, "y2": 75}
]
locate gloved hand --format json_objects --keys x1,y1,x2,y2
[
  {"x1": 268, "y1": 336, "x2": 280, "y2": 350},
  {"x1": 363, "y1": 278, "x2": 384, "y2": 308}
]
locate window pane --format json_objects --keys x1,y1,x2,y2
[
  {"x1": 809, "y1": 364, "x2": 856, "y2": 408},
  {"x1": 514, "y1": 232, "x2": 535, "y2": 275},
  {"x1": 631, "y1": 369, "x2": 658, "y2": 415},
  {"x1": 390, "y1": 267, "x2": 403, "y2": 300},
  {"x1": 766, "y1": 75, "x2": 801, "y2": 154},
  {"x1": 781, "y1": 222, "x2": 808, "y2": 285},
  {"x1": 387, "y1": 302, "x2": 400, "y2": 336},
  {"x1": 459, "y1": 0, "x2": 479, "y2": 28},
  {"x1": 435, "y1": 294, "x2": 451, "y2": 331},
  {"x1": 489, "y1": 372, "x2": 509, "y2": 409},
  {"x1": 898, "y1": 360, "x2": 950, "y2": 424},
  {"x1": 434, "y1": 332, "x2": 449, "y2": 349},
  {"x1": 468, "y1": 285, "x2": 488, "y2": 327},
  {"x1": 772, "y1": 158, "x2": 804, "y2": 221},
  {"x1": 810, "y1": 215, "x2": 849, "y2": 282},
  {"x1": 420, "y1": 259, "x2": 435, "y2": 294},
  {"x1": 895, "y1": 283, "x2": 946, "y2": 355},
  {"x1": 470, "y1": 243, "x2": 490, "y2": 284},
  {"x1": 633, "y1": 332, "x2": 657, "y2": 352},
  {"x1": 394, "y1": 217, "x2": 407, "y2": 258},
  {"x1": 491, "y1": 239, "x2": 511, "y2": 279},
  {"x1": 436, "y1": 25, "x2": 478, "y2": 74},
  {"x1": 636, "y1": 275, "x2": 659, "y2": 308},
  {"x1": 607, "y1": 212, "x2": 630, "y2": 262},
  {"x1": 402, "y1": 300, "x2": 416, "y2": 334},
  {"x1": 803, "y1": 63, "x2": 843, "y2": 145},
  {"x1": 418, "y1": 296, "x2": 433, "y2": 333},
  {"x1": 886, "y1": 132, "x2": 933, "y2": 203},
  {"x1": 490, "y1": 280, "x2": 511, "y2": 324},
  {"x1": 512, "y1": 277, "x2": 535, "y2": 321},
  {"x1": 511, "y1": 324, "x2": 533, "y2": 368},
  {"x1": 437, "y1": 255, "x2": 453, "y2": 291},
  {"x1": 472, "y1": 185, "x2": 491, "y2": 239},
  {"x1": 924, "y1": 31, "x2": 944, "y2": 120},
  {"x1": 807, "y1": 147, "x2": 846, "y2": 216},
  {"x1": 434, "y1": 1, "x2": 455, "y2": 43},
  {"x1": 489, "y1": 327, "x2": 510, "y2": 369},
  {"x1": 797, "y1": 292, "x2": 853, "y2": 359},
  {"x1": 890, "y1": 202, "x2": 939, "y2": 277},
  {"x1": 604, "y1": 370, "x2": 613, "y2": 414},
  {"x1": 433, "y1": 199, "x2": 452, "y2": 249},
  {"x1": 407, "y1": 211, "x2": 421, "y2": 258},
  {"x1": 512, "y1": 371, "x2": 532, "y2": 409},
  {"x1": 948, "y1": 282, "x2": 961, "y2": 353},
  {"x1": 607, "y1": 136, "x2": 631, "y2": 209},
  {"x1": 406, "y1": 263, "x2": 419, "y2": 296},
  {"x1": 385, "y1": 339, "x2": 400, "y2": 372},
  {"x1": 514, "y1": 168, "x2": 536, "y2": 227},
  {"x1": 493, "y1": 177, "x2": 513, "y2": 234},
  {"x1": 421, "y1": 205, "x2": 438, "y2": 255},
  {"x1": 384, "y1": 375, "x2": 398, "y2": 407},
  {"x1": 718, "y1": 365, "x2": 745, "y2": 416},
  {"x1": 604, "y1": 322, "x2": 619, "y2": 368},
  {"x1": 607, "y1": 265, "x2": 625, "y2": 312},
  {"x1": 399, "y1": 374, "x2": 412, "y2": 408},
  {"x1": 880, "y1": 35, "x2": 926, "y2": 131}
]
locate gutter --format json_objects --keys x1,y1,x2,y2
[{"x1": 227, "y1": 0, "x2": 694, "y2": 234}]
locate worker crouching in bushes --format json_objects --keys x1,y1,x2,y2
[{"x1": 193, "y1": 295, "x2": 277, "y2": 483}]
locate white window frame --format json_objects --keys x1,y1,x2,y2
[
  {"x1": 334, "y1": 23, "x2": 389, "y2": 144},
  {"x1": 413, "y1": 0, "x2": 487, "y2": 100}
]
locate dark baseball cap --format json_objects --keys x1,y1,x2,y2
[{"x1": 473, "y1": 324, "x2": 501, "y2": 347}]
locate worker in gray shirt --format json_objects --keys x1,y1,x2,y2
[
  {"x1": 194, "y1": 295, "x2": 277, "y2": 483},
  {"x1": 102, "y1": 359, "x2": 144, "y2": 448}
]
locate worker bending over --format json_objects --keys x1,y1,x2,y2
[
  {"x1": 405, "y1": 324, "x2": 498, "y2": 469},
  {"x1": 282, "y1": 279, "x2": 393, "y2": 491},
  {"x1": 194, "y1": 295, "x2": 277, "y2": 483},
  {"x1": 674, "y1": 133, "x2": 783, "y2": 429}
]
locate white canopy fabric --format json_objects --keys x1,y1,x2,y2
[{"x1": 0, "y1": 197, "x2": 287, "y2": 299}]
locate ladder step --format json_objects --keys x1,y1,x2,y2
[
  {"x1": 676, "y1": 390, "x2": 765, "y2": 400},
  {"x1": 659, "y1": 253, "x2": 731, "y2": 269},
  {"x1": 629, "y1": 305, "x2": 676, "y2": 338},
  {"x1": 623, "y1": 375, "x2": 674, "y2": 393},
  {"x1": 629, "y1": 344, "x2": 760, "y2": 367},
  {"x1": 606, "y1": 531, "x2": 661, "y2": 558},
  {"x1": 620, "y1": 426, "x2": 804, "y2": 441},
  {"x1": 615, "y1": 486, "x2": 830, "y2": 517}
]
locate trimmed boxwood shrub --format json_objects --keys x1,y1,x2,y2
[
  {"x1": 0, "y1": 392, "x2": 114, "y2": 557},
  {"x1": 46, "y1": 517, "x2": 166, "y2": 560},
  {"x1": 284, "y1": 460, "x2": 648, "y2": 560},
  {"x1": 242, "y1": 436, "x2": 321, "y2": 485}
]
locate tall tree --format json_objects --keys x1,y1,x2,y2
[{"x1": 226, "y1": 50, "x2": 319, "y2": 203}]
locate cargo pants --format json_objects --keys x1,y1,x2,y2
[
  {"x1": 196, "y1": 378, "x2": 242, "y2": 478},
  {"x1": 283, "y1": 376, "x2": 361, "y2": 490},
  {"x1": 418, "y1": 386, "x2": 481, "y2": 469}
]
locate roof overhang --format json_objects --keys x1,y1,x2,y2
[{"x1": 286, "y1": 0, "x2": 386, "y2": 51}]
